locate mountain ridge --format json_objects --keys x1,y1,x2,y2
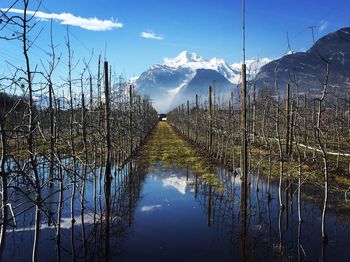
[
  {"x1": 134, "y1": 27, "x2": 350, "y2": 113},
  {"x1": 134, "y1": 51, "x2": 269, "y2": 112},
  {"x1": 256, "y1": 27, "x2": 350, "y2": 96}
]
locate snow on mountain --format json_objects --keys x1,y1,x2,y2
[
  {"x1": 231, "y1": 58, "x2": 271, "y2": 78},
  {"x1": 134, "y1": 51, "x2": 269, "y2": 112},
  {"x1": 163, "y1": 51, "x2": 203, "y2": 67},
  {"x1": 162, "y1": 51, "x2": 270, "y2": 84},
  {"x1": 129, "y1": 76, "x2": 139, "y2": 83},
  {"x1": 163, "y1": 51, "x2": 242, "y2": 84}
]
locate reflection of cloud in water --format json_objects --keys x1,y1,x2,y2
[
  {"x1": 140, "y1": 204, "x2": 162, "y2": 212},
  {"x1": 163, "y1": 175, "x2": 187, "y2": 194},
  {"x1": 7, "y1": 214, "x2": 97, "y2": 233}
]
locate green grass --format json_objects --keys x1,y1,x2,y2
[{"x1": 138, "y1": 121, "x2": 222, "y2": 188}]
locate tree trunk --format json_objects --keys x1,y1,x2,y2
[{"x1": 0, "y1": 121, "x2": 8, "y2": 257}]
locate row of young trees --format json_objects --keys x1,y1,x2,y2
[
  {"x1": 0, "y1": 1, "x2": 158, "y2": 261},
  {"x1": 167, "y1": 63, "x2": 350, "y2": 245}
]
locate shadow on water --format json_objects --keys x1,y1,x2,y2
[{"x1": 2, "y1": 158, "x2": 350, "y2": 261}]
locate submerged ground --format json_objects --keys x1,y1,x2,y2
[
  {"x1": 120, "y1": 122, "x2": 350, "y2": 261},
  {"x1": 3, "y1": 121, "x2": 350, "y2": 261}
]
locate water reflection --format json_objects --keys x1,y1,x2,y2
[
  {"x1": 140, "y1": 204, "x2": 162, "y2": 212},
  {"x1": 162, "y1": 174, "x2": 189, "y2": 194},
  {"x1": 2, "y1": 159, "x2": 145, "y2": 261},
  {"x1": 2, "y1": 158, "x2": 350, "y2": 261}
]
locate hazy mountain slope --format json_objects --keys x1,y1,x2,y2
[
  {"x1": 170, "y1": 69, "x2": 234, "y2": 108},
  {"x1": 256, "y1": 27, "x2": 350, "y2": 96}
]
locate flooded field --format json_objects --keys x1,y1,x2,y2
[
  {"x1": 2, "y1": 122, "x2": 350, "y2": 261},
  {"x1": 2, "y1": 1, "x2": 350, "y2": 260}
]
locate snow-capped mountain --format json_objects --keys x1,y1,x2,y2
[
  {"x1": 163, "y1": 51, "x2": 244, "y2": 84},
  {"x1": 134, "y1": 51, "x2": 269, "y2": 112},
  {"x1": 231, "y1": 58, "x2": 271, "y2": 79}
]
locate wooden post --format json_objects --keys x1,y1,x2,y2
[
  {"x1": 241, "y1": 62, "x2": 248, "y2": 214},
  {"x1": 181, "y1": 104, "x2": 185, "y2": 134},
  {"x1": 81, "y1": 79, "x2": 87, "y2": 161},
  {"x1": 89, "y1": 74, "x2": 93, "y2": 114},
  {"x1": 247, "y1": 94, "x2": 251, "y2": 139},
  {"x1": 138, "y1": 95, "x2": 142, "y2": 144},
  {"x1": 252, "y1": 83, "x2": 256, "y2": 144},
  {"x1": 97, "y1": 55, "x2": 101, "y2": 112},
  {"x1": 247, "y1": 94, "x2": 251, "y2": 170},
  {"x1": 187, "y1": 100, "x2": 190, "y2": 138},
  {"x1": 104, "y1": 61, "x2": 111, "y2": 260},
  {"x1": 240, "y1": 61, "x2": 248, "y2": 262},
  {"x1": 129, "y1": 85, "x2": 133, "y2": 156},
  {"x1": 97, "y1": 55, "x2": 101, "y2": 97},
  {"x1": 208, "y1": 86, "x2": 213, "y2": 154},
  {"x1": 285, "y1": 84, "x2": 290, "y2": 156},
  {"x1": 289, "y1": 100, "x2": 294, "y2": 157},
  {"x1": 303, "y1": 93, "x2": 308, "y2": 158},
  {"x1": 228, "y1": 99, "x2": 232, "y2": 136},
  {"x1": 240, "y1": 5, "x2": 248, "y2": 259},
  {"x1": 195, "y1": 94, "x2": 199, "y2": 143},
  {"x1": 230, "y1": 91, "x2": 236, "y2": 169},
  {"x1": 240, "y1": 63, "x2": 248, "y2": 261}
]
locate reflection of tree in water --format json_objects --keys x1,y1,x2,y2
[
  {"x1": 2, "y1": 159, "x2": 147, "y2": 261},
  {"x1": 4, "y1": 156, "x2": 350, "y2": 260},
  {"x1": 187, "y1": 167, "x2": 349, "y2": 261},
  {"x1": 83, "y1": 162, "x2": 147, "y2": 261}
]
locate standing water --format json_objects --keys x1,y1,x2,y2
[{"x1": 3, "y1": 122, "x2": 350, "y2": 261}]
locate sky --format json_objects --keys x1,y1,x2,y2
[{"x1": 1, "y1": 0, "x2": 350, "y2": 82}]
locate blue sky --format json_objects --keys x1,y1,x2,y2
[{"x1": 1, "y1": 0, "x2": 350, "y2": 81}]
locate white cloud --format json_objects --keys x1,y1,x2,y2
[
  {"x1": 1, "y1": 8, "x2": 123, "y2": 31},
  {"x1": 141, "y1": 31, "x2": 163, "y2": 40},
  {"x1": 7, "y1": 213, "x2": 98, "y2": 233},
  {"x1": 140, "y1": 204, "x2": 162, "y2": 212},
  {"x1": 319, "y1": 20, "x2": 329, "y2": 32}
]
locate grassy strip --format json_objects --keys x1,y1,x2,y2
[
  {"x1": 169, "y1": 124, "x2": 350, "y2": 190},
  {"x1": 137, "y1": 121, "x2": 222, "y2": 188}
]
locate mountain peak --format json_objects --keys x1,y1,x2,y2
[
  {"x1": 164, "y1": 51, "x2": 203, "y2": 67},
  {"x1": 135, "y1": 51, "x2": 270, "y2": 112}
]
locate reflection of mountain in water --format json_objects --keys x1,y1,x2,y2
[
  {"x1": 162, "y1": 173, "x2": 194, "y2": 195},
  {"x1": 4, "y1": 156, "x2": 350, "y2": 261}
]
